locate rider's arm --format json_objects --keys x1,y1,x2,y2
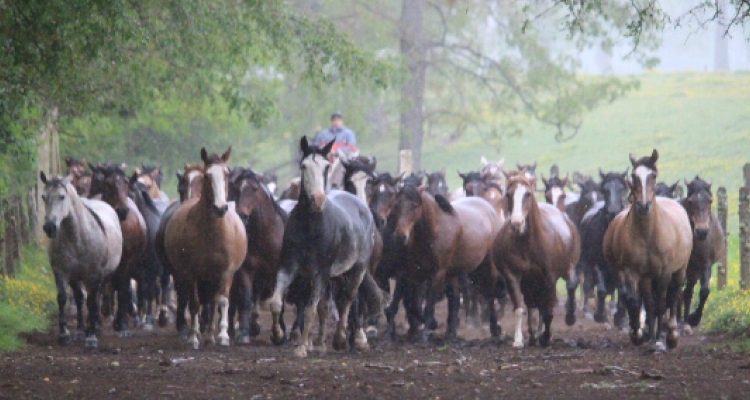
[{"x1": 344, "y1": 128, "x2": 357, "y2": 146}]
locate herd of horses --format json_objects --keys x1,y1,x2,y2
[{"x1": 38, "y1": 140, "x2": 724, "y2": 356}]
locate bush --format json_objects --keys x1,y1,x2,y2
[{"x1": 701, "y1": 235, "x2": 750, "y2": 336}]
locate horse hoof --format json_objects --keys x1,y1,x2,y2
[
  {"x1": 682, "y1": 325, "x2": 693, "y2": 336},
  {"x1": 593, "y1": 313, "x2": 607, "y2": 324},
  {"x1": 654, "y1": 341, "x2": 667, "y2": 353},
  {"x1": 271, "y1": 327, "x2": 286, "y2": 346},
  {"x1": 565, "y1": 313, "x2": 576, "y2": 326},
  {"x1": 539, "y1": 335, "x2": 551, "y2": 348},
  {"x1": 365, "y1": 326, "x2": 378, "y2": 339},
  {"x1": 189, "y1": 341, "x2": 200, "y2": 350},
  {"x1": 333, "y1": 332, "x2": 348, "y2": 351},
  {"x1": 512, "y1": 341, "x2": 524, "y2": 349},
  {"x1": 528, "y1": 337, "x2": 537, "y2": 347},
  {"x1": 584, "y1": 312, "x2": 594, "y2": 321},
  {"x1": 427, "y1": 319, "x2": 438, "y2": 331},
  {"x1": 490, "y1": 324, "x2": 502, "y2": 338},
  {"x1": 687, "y1": 313, "x2": 702, "y2": 327},
  {"x1": 289, "y1": 330, "x2": 300, "y2": 344},
  {"x1": 74, "y1": 330, "x2": 86, "y2": 342},
  {"x1": 58, "y1": 334, "x2": 72, "y2": 346},
  {"x1": 118, "y1": 330, "x2": 131, "y2": 338},
  {"x1": 354, "y1": 331, "x2": 369, "y2": 351},
  {"x1": 143, "y1": 323, "x2": 154, "y2": 332},
  {"x1": 158, "y1": 312, "x2": 169, "y2": 328},
  {"x1": 85, "y1": 337, "x2": 98, "y2": 350},
  {"x1": 249, "y1": 323, "x2": 262, "y2": 338},
  {"x1": 236, "y1": 335, "x2": 251, "y2": 345},
  {"x1": 294, "y1": 345, "x2": 308, "y2": 358},
  {"x1": 218, "y1": 335, "x2": 230, "y2": 347}
]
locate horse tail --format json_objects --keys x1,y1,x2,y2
[{"x1": 359, "y1": 270, "x2": 386, "y2": 318}]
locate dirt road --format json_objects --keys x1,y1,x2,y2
[{"x1": 1, "y1": 304, "x2": 749, "y2": 399}]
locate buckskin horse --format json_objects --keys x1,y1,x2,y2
[
  {"x1": 40, "y1": 172, "x2": 123, "y2": 349},
  {"x1": 604, "y1": 150, "x2": 692, "y2": 352},
  {"x1": 268, "y1": 137, "x2": 380, "y2": 358},
  {"x1": 165, "y1": 147, "x2": 247, "y2": 349}
]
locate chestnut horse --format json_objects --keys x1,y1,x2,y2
[
  {"x1": 604, "y1": 150, "x2": 692, "y2": 352},
  {"x1": 680, "y1": 177, "x2": 725, "y2": 334},
  {"x1": 492, "y1": 173, "x2": 580, "y2": 348},
  {"x1": 389, "y1": 185, "x2": 502, "y2": 340},
  {"x1": 269, "y1": 137, "x2": 380, "y2": 358},
  {"x1": 165, "y1": 148, "x2": 246, "y2": 348},
  {"x1": 40, "y1": 172, "x2": 123, "y2": 349},
  {"x1": 100, "y1": 165, "x2": 147, "y2": 335}
]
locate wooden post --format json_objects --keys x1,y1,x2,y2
[
  {"x1": 36, "y1": 107, "x2": 60, "y2": 239},
  {"x1": 740, "y1": 163, "x2": 750, "y2": 290},
  {"x1": 717, "y1": 186, "x2": 729, "y2": 289},
  {"x1": 399, "y1": 149, "x2": 413, "y2": 177}
]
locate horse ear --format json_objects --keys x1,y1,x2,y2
[
  {"x1": 651, "y1": 149, "x2": 659, "y2": 163},
  {"x1": 229, "y1": 167, "x2": 242, "y2": 183},
  {"x1": 531, "y1": 161, "x2": 537, "y2": 171},
  {"x1": 502, "y1": 168, "x2": 511, "y2": 179},
  {"x1": 706, "y1": 178, "x2": 712, "y2": 187},
  {"x1": 481, "y1": 156, "x2": 488, "y2": 166},
  {"x1": 670, "y1": 181, "x2": 679, "y2": 191},
  {"x1": 120, "y1": 163, "x2": 127, "y2": 171},
  {"x1": 62, "y1": 175, "x2": 73, "y2": 186},
  {"x1": 599, "y1": 168, "x2": 606, "y2": 179},
  {"x1": 221, "y1": 146, "x2": 232, "y2": 163},
  {"x1": 321, "y1": 139, "x2": 335, "y2": 157},
  {"x1": 622, "y1": 167, "x2": 629, "y2": 178},
  {"x1": 369, "y1": 156, "x2": 377, "y2": 171},
  {"x1": 395, "y1": 171, "x2": 405, "y2": 183},
  {"x1": 629, "y1": 153, "x2": 637, "y2": 166},
  {"x1": 200, "y1": 147, "x2": 209, "y2": 164},
  {"x1": 497, "y1": 158, "x2": 505, "y2": 168},
  {"x1": 516, "y1": 162, "x2": 522, "y2": 170},
  {"x1": 457, "y1": 170, "x2": 466, "y2": 180},
  {"x1": 130, "y1": 172, "x2": 139, "y2": 186},
  {"x1": 40, "y1": 171, "x2": 47, "y2": 184},
  {"x1": 541, "y1": 174, "x2": 549, "y2": 187}
]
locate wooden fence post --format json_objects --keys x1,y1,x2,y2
[
  {"x1": 740, "y1": 163, "x2": 750, "y2": 290},
  {"x1": 717, "y1": 186, "x2": 729, "y2": 289},
  {"x1": 399, "y1": 149, "x2": 413, "y2": 177}
]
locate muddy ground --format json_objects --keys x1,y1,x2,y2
[{"x1": 1, "y1": 303, "x2": 749, "y2": 399}]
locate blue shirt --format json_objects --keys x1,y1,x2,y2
[{"x1": 311, "y1": 126, "x2": 357, "y2": 147}]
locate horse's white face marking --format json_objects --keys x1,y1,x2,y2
[
  {"x1": 378, "y1": 184, "x2": 386, "y2": 193},
  {"x1": 489, "y1": 190, "x2": 497, "y2": 199},
  {"x1": 350, "y1": 171, "x2": 369, "y2": 204},
  {"x1": 590, "y1": 191, "x2": 599, "y2": 203},
  {"x1": 634, "y1": 165, "x2": 653, "y2": 199},
  {"x1": 267, "y1": 182, "x2": 277, "y2": 195},
  {"x1": 186, "y1": 170, "x2": 201, "y2": 199},
  {"x1": 137, "y1": 176, "x2": 148, "y2": 185},
  {"x1": 438, "y1": 181, "x2": 443, "y2": 188},
  {"x1": 510, "y1": 185, "x2": 528, "y2": 233},
  {"x1": 206, "y1": 164, "x2": 228, "y2": 209},
  {"x1": 550, "y1": 187, "x2": 564, "y2": 207},
  {"x1": 525, "y1": 171, "x2": 534, "y2": 181},
  {"x1": 44, "y1": 184, "x2": 72, "y2": 228},
  {"x1": 302, "y1": 154, "x2": 329, "y2": 198}
]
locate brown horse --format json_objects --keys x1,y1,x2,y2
[
  {"x1": 99, "y1": 165, "x2": 147, "y2": 335},
  {"x1": 680, "y1": 176, "x2": 725, "y2": 334},
  {"x1": 604, "y1": 150, "x2": 692, "y2": 352},
  {"x1": 390, "y1": 186, "x2": 501, "y2": 340},
  {"x1": 134, "y1": 168, "x2": 163, "y2": 201},
  {"x1": 280, "y1": 178, "x2": 301, "y2": 200},
  {"x1": 492, "y1": 173, "x2": 579, "y2": 348},
  {"x1": 65, "y1": 157, "x2": 92, "y2": 197},
  {"x1": 165, "y1": 147, "x2": 247, "y2": 348},
  {"x1": 542, "y1": 174, "x2": 569, "y2": 212}
]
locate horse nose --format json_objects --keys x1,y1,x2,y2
[
  {"x1": 510, "y1": 218, "x2": 525, "y2": 233},
  {"x1": 695, "y1": 228, "x2": 709, "y2": 240},
  {"x1": 311, "y1": 193, "x2": 326, "y2": 211},
  {"x1": 213, "y1": 204, "x2": 229, "y2": 217},
  {"x1": 43, "y1": 221, "x2": 58, "y2": 238},
  {"x1": 636, "y1": 201, "x2": 652, "y2": 215}
]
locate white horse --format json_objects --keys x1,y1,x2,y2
[{"x1": 41, "y1": 172, "x2": 123, "y2": 349}]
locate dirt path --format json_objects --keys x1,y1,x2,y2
[{"x1": 1, "y1": 304, "x2": 749, "y2": 399}]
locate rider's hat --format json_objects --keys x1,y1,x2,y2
[{"x1": 331, "y1": 111, "x2": 343, "y2": 120}]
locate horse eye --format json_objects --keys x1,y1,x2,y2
[
  {"x1": 524, "y1": 192, "x2": 532, "y2": 199},
  {"x1": 59, "y1": 195, "x2": 66, "y2": 200}
]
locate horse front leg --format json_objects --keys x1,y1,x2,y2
[
  {"x1": 216, "y1": 271, "x2": 235, "y2": 347},
  {"x1": 314, "y1": 288, "x2": 330, "y2": 352},
  {"x1": 539, "y1": 292, "x2": 555, "y2": 347},
  {"x1": 687, "y1": 265, "x2": 710, "y2": 328},
  {"x1": 652, "y1": 275, "x2": 671, "y2": 353},
  {"x1": 232, "y1": 269, "x2": 253, "y2": 345},
  {"x1": 54, "y1": 272, "x2": 71, "y2": 346},
  {"x1": 269, "y1": 260, "x2": 299, "y2": 346},
  {"x1": 333, "y1": 265, "x2": 367, "y2": 352},
  {"x1": 295, "y1": 276, "x2": 325, "y2": 358},
  {"x1": 681, "y1": 268, "x2": 698, "y2": 333},
  {"x1": 640, "y1": 278, "x2": 655, "y2": 345},
  {"x1": 112, "y1": 273, "x2": 131, "y2": 337},
  {"x1": 666, "y1": 269, "x2": 685, "y2": 350},
  {"x1": 503, "y1": 271, "x2": 526, "y2": 349},
  {"x1": 594, "y1": 267, "x2": 609, "y2": 324},
  {"x1": 445, "y1": 276, "x2": 461, "y2": 341},
  {"x1": 85, "y1": 280, "x2": 103, "y2": 349},
  {"x1": 187, "y1": 280, "x2": 201, "y2": 349},
  {"x1": 158, "y1": 272, "x2": 172, "y2": 328},
  {"x1": 71, "y1": 280, "x2": 85, "y2": 340},
  {"x1": 621, "y1": 273, "x2": 645, "y2": 345},
  {"x1": 565, "y1": 264, "x2": 578, "y2": 326},
  {"x1": 174, "y1": 275, "x2": 190, "y2": 339}
]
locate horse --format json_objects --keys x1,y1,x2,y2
[
  {"x1": 491, "y1": 172, "x2": 579, "y2": 348},
  {"x1": 542, "y1": 174, "x2": 569, "y2": 212},
  {"x1": 280, "y1": 178, "x2": 301, "y2": 200},
  {"x1": 679, "y1": 176, "x2": 725, "y2": 334},
  {"x1": 388, "y1": 185, "x2": 502, "y2": 341},
  {"x1": 227, "y1": 167, "x2": 289, "y2": 343},
  {"x1": 341, "y1": 156, "x2": 377, "y2": 204},
  {"x1": 565, "y1": 176, "x2": 602, "y2": 227},
  {"x1": 262, "y1": 171, "x2": 279, "y2": 196},
  {"x1": 99, "y1": 165, "x2": 148, "y2": 335},
  {"x1": 40, "y1": 172, "x2": 123, "y2": 349},
  {"x1": 603, "y1": 150, "x2": 693, "y2": 352},
  {"x1": 134, "y1": 168, "x2": 169, "y2": 213},
  {"x1": 65, "y1": 157, "x2": 92, "y2": 197},
  {"x1": 480, "y1": 156, "x2": 505, "y2": 184},
  {"x1": 268, "y1": 137, "x2": 380, "y2": 358},
  {"x1": 128, "y1": 173, "x2": 164, "y2": 331},
  {"x1": 165, "y1": 147, "x2": 247, "y2": 349},
  {"x1": 655, "y1": 181, "x2": 680, "y2": 199},
  {"x1": 578, "y1": 169, "x2": 629, "y2": 325},
  {"x1": 425, "y1": 169, "x2": 448, "y2": 197},
  {"x1": 154, "y1": 164, "x2": 204, "y2": 331},
  {"x1": 516, "y1": 161, "x2": 538, "y2": 190},
  {"x1": 369, "y1": 172, "x2": 403, "y2": 227}
]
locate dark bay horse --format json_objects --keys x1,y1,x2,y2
[
  {"x1": 542, "y1": 174, "x2": 569, "y2": 212},
  {"x1": 269, "y1": 137, "x2": 380, "y2": 357},
  {"x1": 425, "y1": 169, "x2": 448, "y2": 197},
  {"x1": 41, "y1": 172, "x2": 123, "y2": 349},
  {"x1": 154, "y1": 164, "x2": 204, "y2": 331},
  {"x1": 492, "y1": 173, "x2": 579, "y2": 348},
  {"x1": 369, "y1": 172, "x2": 402, "y2": 227},
  {"x1": 680, "y1": 177, "x2": 725, "y2": 334},
  {"x1": 100, "y1": 166, "x2": 147, "y2": 335},
  {"x1": 655, "y1": 181, "x2": 680, "y2": 198},
  {"x1": 578, "y1": 170, "x2": 628, "y2": 325},
  {"x1": 604, "y1": 150, "x2": 693, "y2": 352},
  {"x1": 165, "y1": 147, "x2": 247, "y2": 349},
  {"x1": 389, "y1": 186, "x2": 502, "y2": 340},
  {"x1": 565, "y1": 176, "x2": 602, "y2": 227}
]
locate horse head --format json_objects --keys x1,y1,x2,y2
[
  {"x1": 231, "y1": 167, "x2": 270, "y2": 223},
  {"x1": 459, "y1": 171, "x2": 484, "y2": 197},
  {"x1": 542, "y1": 173, "x2": 568, "y2": 211},
  {"x1": 40, "y1": 172, "x2": 74, "y2": 238},
  {"x1": 629, "y1": 149, "x2": 659, "y2": 216},
  {"x1": 506, "y1": 171, "x2": 537, "y2": 235},
  {"x1": 300, "y1": 136, "x2": 334, "y2": 212},
  {"x1": 370, "y1": 172, "x2": 401, "y2": 225},
  {"x1": 425, "y1": 168, "x2": 448, "y2": 197},
  {"x1": 684, "y1": 176, "x2": 713, "y2": 240},
  {"x1": 391, "y1": 184, "x2": 426, "y2": 245},
  {"x1": 599, "y1": 167, "x2": 629, "y2": 216},
  {"x1": 655, "y1": 180, "x2": 680, "y2": 199},
  {"x1": 102, "y1": 165, "x2": 131, "y2": 221},
  {"x1": 342, "y1": 155, "x2": 377, "y2": 204},
  {"x1": 200, "y1": 147, "x2": 232, "y2": 217}
]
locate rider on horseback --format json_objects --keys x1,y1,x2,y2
[{"x1": 311, "y1": 111, "x2": 358, "y2": 158}]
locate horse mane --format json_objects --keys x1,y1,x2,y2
[
  {"x1": 373, "y1": 172, "x2": 399, "y2": 187},
  {"x1": 507, "y1": 173, "x2": 533, "y2": 189},
  {"x1": 434, "y1": 194, "x2": 455, "y2": 215}
]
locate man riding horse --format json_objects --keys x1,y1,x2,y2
[{"x1": 311, "y1": 111, "x2": 358, "y2": 159}]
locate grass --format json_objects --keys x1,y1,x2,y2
[{"x1": 0, "y1": 245, "x2": 56, "y2": 352}]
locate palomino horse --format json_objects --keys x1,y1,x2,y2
[
  {"x1": 269, "y1": 137, "x2": 380, "y2": 358},
  {"x1": 604, "y1": 150, "x2": 692, "y2": 352},
  {"x1": 542, "y1": 174, "x2": 569, "y2": 212},
  {"x1": 578, "y1": 170, "x2": 628, "y2": 325},
  {"x1": 100, "y1": 165, "x2": 147, "y2": 335},
  {"x1": 227, "y1": 167, "x2": 289, "y2": 343},
  {"x1": 129, "y1": 173, "x2": 164, "y2": 330},
  {"x1": 154, "y1": 164, "x2": 204, "y2": 330},
  {"x1": 389, "y1": 185, "x2": 502, "y2": 340},
  {"x1": 165, "y1": 147, "x2": 247, "y2": 348},
  {"x1": 680, "y1": 177, "x2": 725, "y2": 333},
  {"x1": 492, "y1": 172, "x2": 579, "y2": 348},
  {"x1": 65, "y1": 157, "x2": 92, "y2": 197},
  {"x1": 40, "y1": 172, "x2": 123, "y2": 349}
]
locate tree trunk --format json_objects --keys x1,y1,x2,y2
[
  {"x1": 36, "y1": 107, "x2": 60, "y2": 240},
  {"x1": 714, "y1": 0, "x2": 730, "y2": 71},
  {"x1": 398, "y1": 0, "x2": 426, "y2": 172}
]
